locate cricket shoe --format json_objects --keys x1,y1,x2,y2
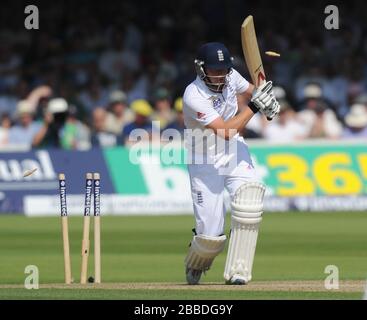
[
  {"x1": 225, "y1": 274, "x2": 248, "y2": 285},
  {"x1": 186, "y1": 267, "x2": 203, "y2": 285}
]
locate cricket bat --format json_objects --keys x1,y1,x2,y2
[
  {"x1": 241, "y1": 15, "x2": 266, "y2": 87},
  {"x1": 241, "y1": 15, "x2": 273, "y2": 120}
]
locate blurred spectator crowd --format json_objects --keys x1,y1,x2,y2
[{"x1": 0, "y1": 0, "x2": 366, "y2": 150}]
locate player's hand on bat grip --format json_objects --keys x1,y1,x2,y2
[
  {"x1": 263, "y1": 100, "x2": 280, "y2": 120},
  {"x1": 250, "y1": 81, "x2": 280, "y2": 120}
]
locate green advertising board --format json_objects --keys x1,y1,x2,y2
[
  {"x1": 22, "y1": 142, "x2": 367, "y2": 216},
  {"x1": 103, "y1": 142, "x2": 367, "y2": 198},
  {"x1": 249, "y1": 143, "x2": 367, "y2": 196}
]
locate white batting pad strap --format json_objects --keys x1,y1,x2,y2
[
  {"x1": 185, "y1": 234, "x2": 227, "y2": 271},
  {"x1": 231, "y1": 181, "x2": 266, "y2": 213},
  {"x1": 231, "y1": 212, "x2": 262, "y2": 224},
  {"x1": 224, "y1": 182, "x2": 265, "y2": 283}
]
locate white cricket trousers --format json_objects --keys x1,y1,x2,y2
[{"x1": 187, "y1": 137, "x2": 260, "y2": 236}]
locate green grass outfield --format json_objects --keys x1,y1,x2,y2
[{"x1": 0, "y1": 212, "x2": 366, "y2": 299}]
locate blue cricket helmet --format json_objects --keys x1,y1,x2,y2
[
  {"x1": 194, "y1": 42, "x2": 234, "y2": 92},
  {"x1": 196, "y1": 42, "x2": 234, "y2": 70}
]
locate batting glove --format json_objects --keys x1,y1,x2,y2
[{"x1": 249, "y1": 81, "x2": 280, "y2": 120}]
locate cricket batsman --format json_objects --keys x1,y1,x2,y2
[{"x1": 183, "y1": 42, "x2": 280, "y2": 285}]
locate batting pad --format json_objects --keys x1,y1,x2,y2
[
  {"x1": 185, "y1": 234, "x2": 227, "y2": 271},
  {"x1": 224, "y1": 181, "x2": 266, "y2": 283}
]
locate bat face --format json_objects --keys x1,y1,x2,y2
[{"x1": 241, "y1": 15, "x2": 266, "y2": 88}]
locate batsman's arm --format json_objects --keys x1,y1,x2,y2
[
  {"x1": 206, "y1": 85, "x2": 257, "y2": 140},
  {"x1": 239, "y1": 83, "x2": 255, "y2": 102}
]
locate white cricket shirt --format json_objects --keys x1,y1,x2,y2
[{"x1": 183, "y1": 69, "x2": 250, "y2": 161}]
